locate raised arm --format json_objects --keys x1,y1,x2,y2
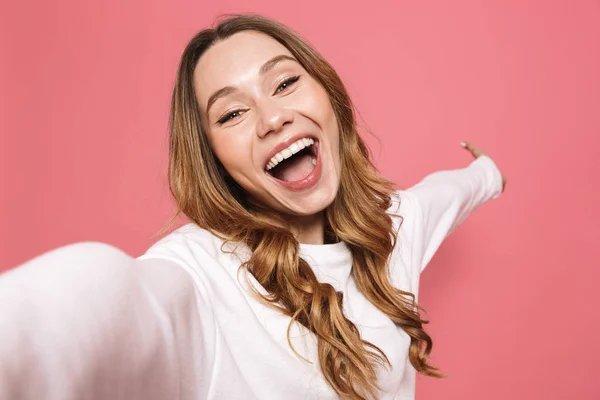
[
  {"x1": 401, "y1": 143, "x2": 506, "y2": 273},
  {"x1": 0, "y1": 242, "x2": 211, "y2": 400}
]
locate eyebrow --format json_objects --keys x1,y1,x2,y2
[{"x1": 205, "y1": 54, "x2": 298, "y2": 115}]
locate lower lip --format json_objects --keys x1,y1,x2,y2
[{"x1": 267, "y1": 141, "x2": 322, "y2": 192}]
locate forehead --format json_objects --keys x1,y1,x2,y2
[{"x1": 194, "y1": 31, "x2": 295, "y2": 107}]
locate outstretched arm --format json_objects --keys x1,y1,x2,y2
[
  {"x1": 402, "y1": 142, "x2": 506, "y2": 273},
  {"x1": 0, "y1": 242, "x2": 207, "y2": 400}
]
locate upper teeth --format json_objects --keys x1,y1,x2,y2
[{"x1": 266, "y1": 138, "x2": 315, "y2": 171}]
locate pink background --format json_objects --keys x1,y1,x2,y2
[{"x1": 1, "y1": 0, "x2": 599, "y2": 399}]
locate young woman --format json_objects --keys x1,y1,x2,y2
[{"x1": 0, "y1": 14, "x2": 505, "y2": 400}]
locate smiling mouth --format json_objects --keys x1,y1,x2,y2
[{"x1": 265, "y1": 138, "x2": 318, "y2": 183}]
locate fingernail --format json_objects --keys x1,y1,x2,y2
[{"x1": 460, "y1": 142, "x2": 466, "y2": 147}]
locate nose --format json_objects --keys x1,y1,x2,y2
[{"x1": 256, "y1": 98, "x2": 294, "y2": 139}]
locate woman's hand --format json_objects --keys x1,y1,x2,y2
[{"x1": 460, "y1": 141, "x2": 507, "y2": 193}]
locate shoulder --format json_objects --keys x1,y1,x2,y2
[
  {"x1": 387, "y1": 189, "x2": 422, "y2": 236},
  {"x1": 138, "y1": 223, "x2": 223, "y2": 265},
  {"x1": 134, "y1": 256, "x2": 202, "y2": 312},
  {"x1": 388, "y1": 189, "x2": 424, "y2": 246},
  {"x1": 137, "y1": 223, "x2": 251, "y2": 293}
]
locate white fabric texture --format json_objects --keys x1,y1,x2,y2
[{"x1": 0, "y1": 155, "x2": 503, "y2": 400}]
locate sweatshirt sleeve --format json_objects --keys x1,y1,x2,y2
[
  {"x1": 0, "y1": 242, "x2": 212, "y2": 400},
  {"x1": 401, "y1": 155, "x2": 504, "y2": 273}
]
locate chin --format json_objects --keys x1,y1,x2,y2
[{"x1": 277, "y1": 181, "x2": 340, "y2": 217}]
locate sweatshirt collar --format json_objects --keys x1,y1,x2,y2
[{"x1": 299, "y1": 241, "x2": 353, "y2": 292}]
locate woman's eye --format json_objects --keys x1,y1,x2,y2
[
  {"x1": 216, "y1": 76, "x2": 300, "y2": 125},
  {"x1": 275, "y1": 75, "x2": 301, "y2": 94},
  {"x1": 217, "y1": 110, "x2": 244, "y2": 125}
]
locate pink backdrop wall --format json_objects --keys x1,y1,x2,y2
[{"x1": 1, "y1": 0, "x2": 599, "y2": 399}]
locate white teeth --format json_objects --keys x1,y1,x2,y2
[
  {"x1": 311, "y1": 157, "x2": 317, "y2": 166},
  {"x1": 265, "y1": 138, "x2": 315, "y2": 171}
]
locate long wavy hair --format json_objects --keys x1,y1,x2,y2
[{"x1": 159, "y1": 13, "x2": 445, "y2": 400}]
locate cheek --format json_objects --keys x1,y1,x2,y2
[
  {"x1": 307, "y1": 85, "x2": 334, "y2": 121},
  {"x1": 297, "y1": 84, "x2": 340, "y2": 142},
  {"x1": 313, "y1": 89, "x2": 340, "y2": 155},
  {"x1": 210, "y1": 134, "x2": 253, "y2": 177}
]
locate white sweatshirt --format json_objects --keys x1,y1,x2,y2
[{"x1": 0, "y1": 155, "x2": 503, "y2": 400}]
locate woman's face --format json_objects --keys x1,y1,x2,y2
[{"x1": 193, "y1": 31, "x2": 341, "y2": 218}]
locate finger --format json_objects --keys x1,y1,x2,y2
[{"x1": 460, "y1": 141, "x2": 487, "y2": 158}]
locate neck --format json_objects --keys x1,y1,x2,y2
[{"x1": 290, "y1": 211, "x2": 326, "y2": 244}]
